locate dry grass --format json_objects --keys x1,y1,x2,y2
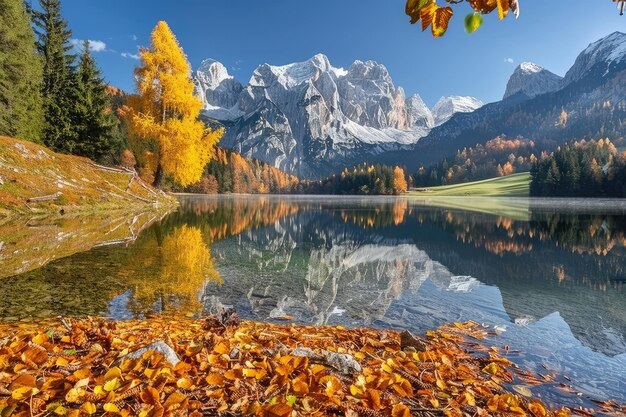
[{"x1": 0, "y1": 136, "x2": 176, "y2": 219}]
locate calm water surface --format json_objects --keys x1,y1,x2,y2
[{"x1": 1, "y1": 195, "x2": 625, "y2": 408}]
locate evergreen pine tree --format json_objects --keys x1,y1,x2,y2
[
  {"x1": 0, "y1": 0, "x2": 44, "y2": 141},
  {"x1": 32, "y1": 0, "x2": 78, "y2": 152},
  {"x1": 74, "y1": 40, "x2": 121, "y2": 162}
]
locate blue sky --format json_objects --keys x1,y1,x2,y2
[{"x1": 58, "y1": 0, "x2": 625, "y2": 106}]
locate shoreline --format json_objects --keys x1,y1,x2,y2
[
  {"x1": 0, "y1": 136, "x2": 178, "y2": 222},
  {"x1": 0, "y1": 316, "x2": 623, "y2": 417}
]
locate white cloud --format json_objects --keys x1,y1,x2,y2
[
  {"x1": 121, "y1": 52, "x2": 140, "y2": 60},
  {"x1": 131, "y1": 35, "x2": 138, "y2": 41},
  {"x1": 70, "y1": 38, "x2": 107, "y2": 52},
  {"x1": 504, "y1": 57, "x2": 514, "y2": 64}
]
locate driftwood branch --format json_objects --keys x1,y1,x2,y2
[
  {"x1": 88, "y1": 162, "x2": 134, "y2": 174},
  {"x1": 93, "y1": 238, "x2": 136, "y2": 248},
  {"x1": 26, "y1": 192, "x2": 62, "y2": 203}
]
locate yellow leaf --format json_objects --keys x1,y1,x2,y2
[
  {"x1": 65, "y1": 388, "x2": 84, "y2": 403},
  {"x1": 436, "y1": 377, "x2": 447, "y2": 390},
  {"x1": 53, "y1": 405, "x2": 68, "y2": 415},
  {"x1": 81, "y1": 402, "x2": 97, "y2": 415},
  {"x1": 104, "y1": 367, "x2": 122, "y2": 382},
  {"x1": 350, "y1": 384, "x2": 363, "y2": 396},
  {"x1": 381, "y1": 363, "x2": 393, "y2": 374},
  {"x1": 419, "y1": 2, "x2": 438, "y2": 32},
  {"x1": 56, "y1": 357, "x2": 69, "y2": 367},
  {"x1": 459, "y1": 391, "x2": 476, "y2": 406},
  {"x1": 483, "y1": 362, "x2": 500, "y2": 375},
  {"x1": 104, "y1": 377, "x2": 120, "y2": 392},
  {"x1": 496, "y1": 0, "x2": 509, "y2": 19},
  {"x1": 11, "y1": 386, "x2": 36, "y2": 400},
  {"x1": 103, "y1": 403, "x2": 120, "y2": 413}
]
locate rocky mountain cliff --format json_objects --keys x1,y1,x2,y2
[
  {"x1": 563, "y1": 31, "x2": 626, "y2": 85},
  {"x1": 377, "y1": 32, "x2": 626, "y2": 171},
  {"x1": 194, "y1": 54, "x2": 478, "y2": 178},
  {"x1": 503, "y1": 62, "x2": 563, "y2": 100},
  {"x1": 195, "y1": 32, "x2": 626, "y2": 178},
  {"x1": 432, "y1": 96, "x2": 484, "y2": 126}
]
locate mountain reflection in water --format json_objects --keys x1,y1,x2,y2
[{"x1": 0, "y1": 195, "x2": 625, "y2": 404}]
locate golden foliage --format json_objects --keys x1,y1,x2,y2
[
  {"x1": 406, "y1": 0, "x2": 520, "y2": 37},
  {"x1": 125, "y1": 21, "x2": 223, "y2": 186},
  {"x1": 393, "y1": 166, "x2": 408, "y2": 194},
  {"x1": 129, "y1": 225, "x2": 222, "y2": 313},
  {"x1": 2, "y1": 318, "x2": 616, "y2": 417}
]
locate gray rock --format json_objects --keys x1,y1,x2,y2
[
  {"x1": 400, "y1": 330, "x2": 427, "y2": 352},
  {"x1": 118, "y1": 340, "x2": 180, "y2": 366},
  {"x1": 291, "y1": 346, "x2": 361, "y2": 374},
  {"x1": 291, "y1": 347, "x2": 320, "y2": 359},
  {"x1": 325, "y1": 351, "x2": 362, "y2": 374}
]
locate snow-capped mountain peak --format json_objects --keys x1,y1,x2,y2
[
  {"x1": 563, "y1": 31, "x2": 626, "y2": 85},
  {"x1": 519, "y1": 62, "x2": 543, "y2": 74},
  {"x1": 194, "y1": 54, "x2": 438, "y2": 178},
  {"x1": 196, "y1": 59, "x2": 234, "y2": 89},
  {"x1": 503, "y1": 62, "x2": 562, "y2": 100},
  {"x1": 193, "y1": 59, "x2": 243, "y2": 120},
  {"x1": 432, "y1": 96, "x2": 484, "y2": 127},
  {"x1": 249, "y1": 53, "x2": 336, "y2": 89}
]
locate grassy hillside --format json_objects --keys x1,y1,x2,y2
[
  {"x1": 408, "y1": 172, "x2": 531, "y2": 197},
  {"x1": 0, "y1": 136, "x2": 176, "y2": 219}
]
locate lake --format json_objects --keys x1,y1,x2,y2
[{"x1": 1, "y1": 195, "x2": 625, "y2": 409}]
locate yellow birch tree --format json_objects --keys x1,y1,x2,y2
[{"x1": 126, "y1": 21, "x2": 223, "y2": 187}]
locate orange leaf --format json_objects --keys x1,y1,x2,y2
[
  {"x1": 205, "y1": 373, "x2": 224, "y2": 386},
  {"x1": 266, "y1": 403, "x2": 292, "y2": 417},
  {"x1": 420, "y1": 2, "x2": 438, "y2": 32},
  {"x1": 392, "y1": 404, "x2": 412, "y2": 417},
  {"x1": 176, "y1": 377, "x2": 193, "y2": 390},
  {"x1": 529, "y1": 402, "x2": 548, "y2": 417},
  {"x1": 140, "y1": 386, "x2": 161, "y2": 405},
  {"x1": 365, "y1": 389, "x2": 382, "y2": 410},
  {"x1": 291, "y1": 378, "x2": 309, "y2": 396},
  {"x1": 432, "y1": 6, "x2": 453, "y2": 37},
  {"x1": 9, "y1": 374, "x2": 36, "y2": 390},
  {"x1": 468, "y1": 0, "x2": 497, "y2": 13}
]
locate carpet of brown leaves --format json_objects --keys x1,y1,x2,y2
[{"x1": 0, "y1": 317, "x2": 624, "y2": 417}]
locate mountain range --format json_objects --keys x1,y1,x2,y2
[{"x1": 195, "y1": 32, "x2": 626, "y2": 179}]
